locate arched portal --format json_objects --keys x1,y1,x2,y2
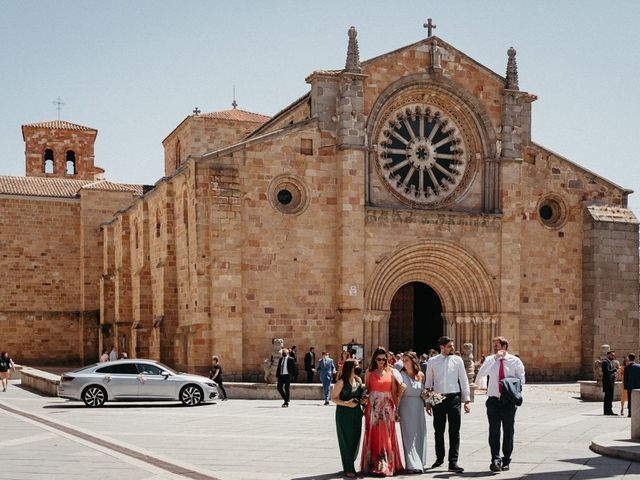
[
  {"x1": 364, "y1": 240, "x2": 499, "y2": 359},
  {"x1": 389, "y1": 282, "x2": 443, "y2": 354}
]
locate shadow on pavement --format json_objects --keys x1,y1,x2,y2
[
  {"x1": 289, "y1": 472, "x2": 344, "y2": 480},
  {"x1": 42, "y1": 402, "x2": 216, "y2": 409}
]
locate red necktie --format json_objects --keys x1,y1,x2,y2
[{"x1": 498, "y1": 358, "x2": 505, "y2": 395}]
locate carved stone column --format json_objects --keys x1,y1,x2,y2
[{"x1": 363, "y1": 310, "x2": 391, "y2": 360}]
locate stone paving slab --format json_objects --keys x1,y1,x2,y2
[{"x1": 0, "y1": 380, "x2": 638, "y2": 479}]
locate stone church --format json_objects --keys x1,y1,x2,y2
[{"x1": 1, "y1": 27, "x2": 637, "y2": 381}]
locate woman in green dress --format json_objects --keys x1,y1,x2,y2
[{"x1": 331, "y1": 358, "x2": 365, "y2": 478}]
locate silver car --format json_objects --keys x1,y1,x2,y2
[{"x1": 58, "y1": 359, "x2": 219, "y2": 407}]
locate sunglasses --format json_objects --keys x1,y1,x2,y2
[{"x1": 375, "y1": 357, "x2": 386, "y2": 362}]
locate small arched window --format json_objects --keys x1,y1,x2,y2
[
  {"x1": 175, "y1": 140, "x2": 181, "y2": 169},
  {"x1": 134, "y1": 221, "x2": 139, "y2": 249},
  {"x1": 44, "y1": 149, "x2": 54, "y2": 174},
  {"x1": 155, "y1": 210, "x2": 161, "y2": 238},
  {"x1": 65, "y1": 151, "x2": 76, "y2": 175}
]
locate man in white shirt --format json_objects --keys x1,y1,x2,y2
[
  {"x1": 425, "y1": 336, "x2": 471, "y2": 473},
  {"x1": 477, "y1": 336, "x2": 525, "y2": 473}
]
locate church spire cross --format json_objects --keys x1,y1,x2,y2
[
  {"x1": 232, "y1": 86, "x2": 238, "y2": 109},
  {"x1": 52, "y1": 96, "x2": 65, "y2": 120},
  {"x1": 424, "y1": 18, "x2": 436, "y2": 38},
  {"x1": 505, "y1": 46, "x2": 519, "y2": 90},
  {"x1": 344, "y1": 26, "x2": 361, "y2": 73},
  {"x1": 192, "y1": 107, "x2": 201, "y2": 116}
]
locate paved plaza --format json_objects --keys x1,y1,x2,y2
[{"x1": 0, "y1": 380, "x2": 638, "y2": 479}]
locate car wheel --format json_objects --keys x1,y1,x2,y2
[
  {"x1": 180, "y1": 384, "x2": 203, "y2": 406},
  {"x1": 82, "y1": 385, "x2": 107, "y2": 407}
]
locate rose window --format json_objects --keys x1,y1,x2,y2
[{"x1": 377, "y1": 105, "x2": 468, "y2": 205}]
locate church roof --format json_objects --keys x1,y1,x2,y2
[
  {"x1": 199, "y1": 108, "x2": 270, "y2": 123},
  {"x1": 586, "y1": 205, "x2": 638, "y2": 224},
  {"x1": 0, "y1": 176, "x2": 143, "y2": 198},
  {"x1": 21, "y1": 120, "x2": 97, "y2": 132}
]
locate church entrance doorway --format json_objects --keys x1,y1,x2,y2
[{"x1": 389, "y1": 282, "x2": 443, "y2": 355}]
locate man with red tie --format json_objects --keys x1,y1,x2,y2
[{"x1": 477, "y1": 336, "x2": 525, "y2": 473}]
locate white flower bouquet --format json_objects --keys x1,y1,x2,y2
[{"x1": 423, "y1": 388, "x2": 445, "y2": 406}]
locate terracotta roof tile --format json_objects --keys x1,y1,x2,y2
[
  {"x1": 21, "y1": 120, "x2": 97, "y2": 131},
  {"x1": 586, "y1": 205, "x2": 638, "y2": 224},
  {"x1": 0, "y1": 176, "x2": 142, "y2": 198},
  {"x1": 198, "y1": 109, "x2": 270, "y2": 123}
]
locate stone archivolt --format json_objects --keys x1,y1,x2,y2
[{"x1": 365, "y1": 239, "x2": 498, "y2": 318}]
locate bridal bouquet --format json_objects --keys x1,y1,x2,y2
[{"x1": 423, "y1": 388, "x2": 445, "y2": 406}]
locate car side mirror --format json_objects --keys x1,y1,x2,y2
[{"x1": 161, "y1": 371, "x2": 170, "y2": 378}]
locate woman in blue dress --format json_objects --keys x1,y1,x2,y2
[{"x1": 397, "y1": 351, "x2": 428, "y2": 473}]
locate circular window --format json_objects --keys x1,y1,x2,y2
[
  {"x1": 376, "y1": 104, "x2": 469, "y2": 207},
  {"x1": 537, "y1": 195, "x2": 567, "y2": 229},
  {"x1": 277, "y1": 189, "x2": 293, "y2": 205},
  {"x1": 268, "y1": 175, "x2": 309, "y2": 215}
]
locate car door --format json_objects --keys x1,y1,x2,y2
[
  {"x1": 136, "y1": 363, "x2": 175, "y2": 399},
  {"x1": 96, "y1": 363, "x2": 140, "y2": 398}
]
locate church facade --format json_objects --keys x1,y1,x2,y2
[{"x1": 1, "y1": 28, "x2": 637, "y2": 380}]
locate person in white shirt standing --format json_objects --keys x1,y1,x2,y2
[
  {"x1": 477, "y1": 336, "x2": 525, "y2": 473},
  {"x1": 424, "y1": 336, "x2": 470, "y2": 473}
]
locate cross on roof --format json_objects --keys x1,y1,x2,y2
[
  {"x1": 424, "y1": 18, "x2": 436, "y2": 38},
  {"x1": 192, "y1": 107, "x2": 201, "y2": 116},
  {"x1": 52, "y1": 96, "x2": 65, "y2": 120}
]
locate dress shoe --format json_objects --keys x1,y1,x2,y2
[
  {"x1": 431, "y1": 459, "x2": 444, "y2": 468},
  {"x1": 501, "y1": 464, "x2": 510, "y2": 471},
  {"x1": 281, "y1": 402, "x2": 287, "y2": 408},
  {"x1": 324, "y1": 400, "x2": 330, "y2": 405},
  {"x1": 490, "y1": 459, "x2": 502, "y2": 472},
  {"x1": 448, "y1": 464, "x2": 464, "y2": 473}
]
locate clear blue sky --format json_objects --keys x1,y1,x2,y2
[{"x1": 1, "y1": 1, "x2": 639, "y2": 212}]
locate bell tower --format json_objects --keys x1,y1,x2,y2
[{"x1": 21, "y1": 120, "x2": 104, "y2": 180}]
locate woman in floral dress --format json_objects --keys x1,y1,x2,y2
[{"x1": 361, "y1": 347, "x2": 405, "y2": 476}]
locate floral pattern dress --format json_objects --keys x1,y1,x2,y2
[{"x1": 360, "y1": 369, "x2": 403, "y2": 476}]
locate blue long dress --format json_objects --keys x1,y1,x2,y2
[{"x1": 398, "y1": 371, "x2": 428, "y2": 471}]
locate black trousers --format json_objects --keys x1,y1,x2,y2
[
  {"x1": 432, "y1": 393, "x2": 461, "y2": 464},
  {"x1": 486, "y1": 396, "x2": 517, "y2": 464},
  {"x1": 306, "y1": 371, "x2": 314, "y2": 383},
  {"x1": 627, "y1": 389, "x2": 632, "y2": 417},
  {"x1": 277, "y1": 374, "x2": 291, "y2": 403},
  {"x1": 603, "y1": 384, "x2": 614, "y2": 414},
  {"x1": 216, "y1": 379, "x2": 228, "y2": 400}
]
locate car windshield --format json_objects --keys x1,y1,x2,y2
[{"x1": 154, "y1": 362, "x2": 179, "y2": 375}]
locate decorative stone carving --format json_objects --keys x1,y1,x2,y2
[
  {"x1": 462, "y1": 343, "x2": 475, "y2": 385},
  {"x1": 263, "y1": 338, "x2": 284, "y2": 383},
  {"x1": 431, "y1": 39, "x2": 442, "y2": 71},
  {"x1": 505, "y1": 47, "x2": 519, "y2": 90},
  {"x1": 344, "y1": 26, "x2": 361, "y2": 74}
]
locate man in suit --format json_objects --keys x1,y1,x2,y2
[
  {"x1": 289, "y1": 345, "x2": 299, "y2": 383},
  {"x1": 317, "y1": 351, "x2": 336, "y2": 405},
  {"x1": 602, "y1": 350, "x2": 617, "y2": 416},
  {"x1": 624, "y1": 353, "x2": 640, "y2": 417},
  {"x1": 304, "y1": 347, "x2": 316, "y2": 383},
  {"x1": 477, "y1": 336, "x2": 525, "y2": 473},
  {"x1": 276, "y1": 348, "x2": 296, "y2": 408}
]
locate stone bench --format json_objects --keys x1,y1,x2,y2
[
  {"x1": 20, "y1": 367, "x2": 60, "y2": 397},
  {"x1": 225, "y1": 382, "x2": 325, "y2": 400}
]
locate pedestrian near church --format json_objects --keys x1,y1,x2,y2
[
  {"x1": 289, "y1": 345, "x2": 299, "y2": 382},
  {"x1": 619, "y1": 355, "x2": 632, "y2": 416},
  {"x1": 361, "y1": 347, "x2": 404, "y2": 476},
  {"x1": 99, "y1": 349, "x2": 109, "y2": 363},
  {"x1": 337, "y1": 350, "x2": 350, "y2": 379},
  {"x1": 317, "y1": 351, "x2": 336, "y2": 405},
  {"x1": 397, "y1": 352, "x2": 428, "y2": 473},
  {"x1": 624, "y1": 354, "x2": 640, "y2": 417},
  {"x1": 209, "y1": 356, "x2": 228, "y2": 401},
  {"x1": 331, "y1": 359, "x2": 365, "y2": 478},
  {"x1": 276, "y1": 348, "x2": 296, "y2": 407},
  {"x1": 0, "y1": 352, "x2": 15, "y2": 392},
  {"x1": 601, "y1": 350, "x2": 617, "y2": 415},
  {"x1": 477, "y1": 336, "x2": 525, "y2": 472},
  {"x1": 304, "y1": 347, "x2": 316, "y2": 383},
  {"x1": 424, "y1": 336, "x2": 470, "y2": 473},
  {"x1": 108, "y1": 345, "x2": 117, "y2": 362}
]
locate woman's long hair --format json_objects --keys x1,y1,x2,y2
[
  {"x1": 341, "y1": 359, "x2": 358, "y2": 381},
  {"x1": 401, "y1": 351, "x2": 421, "y2": 376},
  {"x1": 368, "y1": 347, "x2": 388, "y2": 372}
]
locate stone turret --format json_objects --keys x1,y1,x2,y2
[
  {"x1": 337, "y1": 26, "x2": 367, "y2": 148},
  {"x1": 500, "y1": 47, "x2": 536, "y2": 161}
]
